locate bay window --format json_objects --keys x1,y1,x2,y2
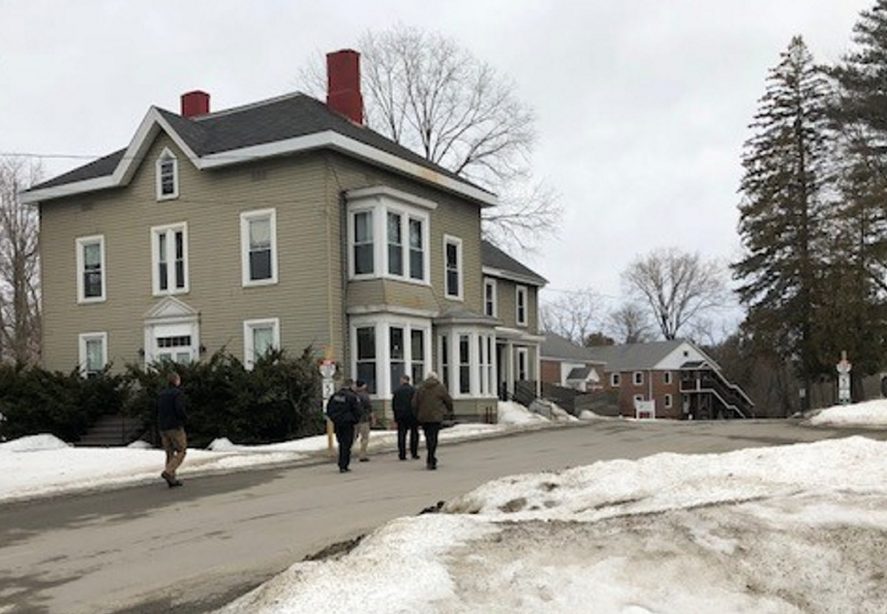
[
  {"x1": 459, "y1": 335, "x2": 470, "y2": 394},
  {"x1": 351, "y1": 316, "x2": 432, "y2": 398},
  {"x1": 347, "y1": 189, "x2": 431, "y2": 283}
]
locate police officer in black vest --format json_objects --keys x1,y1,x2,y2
[{"x1": 325, "y1": 378, "x2": 362, "y2": 473}]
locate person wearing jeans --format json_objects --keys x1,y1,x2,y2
[{"x1": 412, "y1": 371, "x2": 453, "y2": 470}]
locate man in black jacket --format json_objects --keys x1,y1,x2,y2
[
  {"x1": 392, "y1": 374, "x2": 419, "y2": 460},
  {"x1": 326, "y1": 378, "x2": 362, "y2": 473},
  {"x1": 157, "y1": 371, "x2": 187, "y2": 488}
]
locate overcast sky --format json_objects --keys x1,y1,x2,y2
[{"x1": 0, "y1": 0, "x2": 872, "y2": 330}]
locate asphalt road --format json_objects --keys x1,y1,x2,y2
[{"x1": 1, "y1": 420, "x2": 883, "y2": 614}]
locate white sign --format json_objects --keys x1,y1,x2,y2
[
  {"x1": 634, "y1": 399, "x2": 656, "y2": 420},
  {"x1": 836, "y1": 354, "x2": 852, "y2": 405},
  {"x1": 319, "y1": 360, "x2": 337, "y2": 379}
]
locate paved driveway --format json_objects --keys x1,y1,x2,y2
[{"x1": 1, "y1": 420, "x2": 882, "y2": 613}]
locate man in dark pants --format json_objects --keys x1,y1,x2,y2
[
  {"x1": 157, "y1": 371, "x2": 187, "y2": 488},
  {"x1": 392, "y1": 374, "x2": 419, "y2": 460},
  {"x1": 325, "y1": 378, "x2": 362, "y2": 473},
  {"x1": 412, "y1": 371, "x2": 453, "y2": 470}
]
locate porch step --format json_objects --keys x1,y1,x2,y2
[{"x1": 77, "y1": 414, "x2": 144, "y2": 447}]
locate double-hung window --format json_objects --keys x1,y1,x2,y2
[
  {"x1": 243, "y1": 318, "x2": 280, "y2": 369},
  {"x1": 444, "y1": 235, "x2": 463, "y2": 300},
  {"x1": 78, "y1": 332, "x2": 107, "y2": 377},
  {"x1": 240, "y1": 209, "x2": 278, "y2": 286},
  {"x1": 484, "y1": 278, "x2": 497, "y2": 317},
  {"x1": 389, "y1": 326, "x2": 406, "y2": 388},
  {"x1": 356, "y1": 326, "x2": 377, "y2": 394},
  {"x1": 440, "y1": 334, "x2": 450, "y2": 390},
  {"x1": 387, "y1": 213, "x2": 404, "y2": 276},
  {"x1": 408, "y1": 218, "x2": 425, "y2": 281},
  {"x1": 411, "y1": 329, "x2": 425, "y2": 384},
  {"x1": 352, "y1": 210, "x2": 375, "y2": 276},
  {"x1": 151, "y1": 223, "x2": 188, "y2": 295},
  {"x1": 458, "y1": 334, "x2": 471, "y2": 394},
  {"x1": 633, "y1": 371, "x2": 644, "y2": 386},
  {"x1": 156, "y1": 148, "x2": 179, "y2": 200},
  {"x1": 516, "y1": 285, "x2": 528, "y2": 326},
  {"x1": 76, "y1": 235, "x2": 106, "y2": 303},
  {"x1": 517, "y1": 347, "x2": 529, "y2": 382},
  {"x1": 611, "y1": 373, "x2": 621, "y2": 387}
]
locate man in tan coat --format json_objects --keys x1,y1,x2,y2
[{"x1": 411, "y1": 371, "x2": 453, "y2": 470}]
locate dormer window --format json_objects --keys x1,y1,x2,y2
[{"x1": 156, "y1": 148, "x2": 179, "y2": 200}]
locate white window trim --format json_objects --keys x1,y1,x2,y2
[
  {"x1": 155, "y1": 147, "x2": 179, "y2": 201},
  {"x1": 240, "y1": 208, "x2": 279, "y2": 287},
  {"x1": 515, "y1": 285, "x2": 528, "y2": 327},
  {"x1": 664, "y1": 371, "x2": 672, "y2": 385},
  {"x1": 484, "y1": 277, "x2": 498, "y2": 318},
  {"x1": 75, "y1": 234, "x2": 106, "y2": 304},
  {"x1": 243, "y1": 317, "x2": 281, "y2": 370},
  {"x1": 78, "y1": 331, "x2": 108, "y2": 376},
  {"x1": 516, "y1": 347, "x2": 529, "y2": 382},
  {"x1": 436, "y1": 326, "x2": 498, "y2": 399},
  {"x1": 633, "y1": 371, "x2": 644, "y2": 386},
  {"x1": 443, "y1": 234, "x2": 464, "y2": 301},
  {"x1": 665, "y1": 393, "x2": 673, "y2": 409},
  {"x1": 347, "y1": 200, "x2": 431, "y2": 285},
  {"x1": 610, "y1": 372, "x2": 621, "y2": 387},
  {"x1": 150, "y1": 222, "x2": 189, "y2": 296},
  {"x1": 348, "y1": 206, "x2": 376, "y2": 281},
  {"x1": 350, "y1": 314, "x2": 433, "y2": 400}
]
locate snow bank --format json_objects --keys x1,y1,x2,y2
[
  {"x1": 0, "y1": 434, "x2": 70, "y2": 452},
  {"x1": 809, "y1": 399, "x2": 887, "y2": 428},
  {"x1": 221, "y1": 437, "x2": 887, "y2": 614},
  {"x1": 497, "y1": 401, "x2": 549, "y2": 425},
  {"x1": 578, "y1": 409, "x2": 600, "y2": 420}
]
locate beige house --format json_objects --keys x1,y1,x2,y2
[{"x1": 22, "y1": 49, "x2": 546, "y2": 421}]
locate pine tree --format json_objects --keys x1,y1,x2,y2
[
  {"x1": 823, "y1": 0, "x2": 887, "y2": 393},
  {"x1": 733, "y1": 36, "x2": 831, "y2": 405}
]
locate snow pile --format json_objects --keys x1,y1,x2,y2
[
  {"x1": 550, "y1": 404, "x2": 578, "y2": 422},
  {"x1": 809, "y1": 399, "x2": 887, "y2": 428},
  {"x1": 497, "y1": 401, "x2": 549, "y2": 425},
  {"x1": 0, "y1": 434, "x2": 71, "y2": 452},
  {"x1": 126, "y1": 440, "x2": 152, "y2": 449},
  {"x1": 221, "y1": 437, "x2": 887, "y2": 614},
  {"x1": 578, "y1": 409, "x2": 601, "y2": 420}
]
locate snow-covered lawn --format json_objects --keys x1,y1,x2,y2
[
  {"x1": 808, "y1": 399, "x2": 887, "y2": 428},
  {"x1": 0, "y1": 404, "x2": 566, "y2": 504},
  {"x1": 220, "y1": 436, "x2": 887, "y2": 614}
]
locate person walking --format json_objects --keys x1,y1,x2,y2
[
  {"x1": 157, "y1": 371, "x2": 187, "y2": 488},
  {"x1": 412, "y1": 371, "x2": 453, "y2": 470},
  {"x1": 325, "y1": 378, "x2": 362, "y2": 473},
  {"x1": 353, "y1": 380, "x2": 373, "y2": 462},
  {"x1": 392, "y1": 374, "x2": 419, "y2": 461}
]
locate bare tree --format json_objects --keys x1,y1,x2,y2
[
  {"x1": 0, "y1": 158, "x2": 42, "y2": 364},
  {"x1": 607, "y1": 302, "x2": 654, "y2": 344},
  {"x1": 540, "y1": 287, "x2": 601, "y2": 345},
  {"x1": 298, "y1": 25, "x2": 561, "y2": 250},
  {"x1": 622, "y1": 248, "x2": 727, "y2": 341}
]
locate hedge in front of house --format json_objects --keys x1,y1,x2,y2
[
  {"x1": 0, "y1": 363, "x2": 129, "y2": 442},
  {"x1": 125, "y1": 346, "x2": 325, "y2": 448},
  {"x1": 0, "y1": 346, "x2": 325, "y2": 447}
]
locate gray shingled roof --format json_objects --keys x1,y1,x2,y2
[
  {"x1": 565, "y1": 366, "x2": 592, "y2": 380},
  {"x1": 481, "y1": 240, "x2": 547, "y2": 286},
  {"x1": 31, "y1": 93, "x2": 491, "y2": 196},
  {"x1": 541, "y1": 333, "x2": 604, "y2": 362},
  {"x1": 583, "y1": 340, "x2": 686, "y2": 371}
]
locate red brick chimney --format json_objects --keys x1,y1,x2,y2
[
  {"x1": 326, "y1": 50, "x2": 363, "y2": 124},
  {"x1": 181, "y1": 90, "x2": 210, "y2": 118}
]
